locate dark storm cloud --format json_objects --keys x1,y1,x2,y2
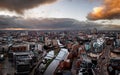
[
  {"x1": 0, "y1": 15, "x2": 120, "y2": 30},
  {"x1": 0, "y1": 0, "x2": 57, "y2": 14}
]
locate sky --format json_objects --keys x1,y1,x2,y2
[
  {"x1": 23, "y1": 0, "x2": 103, "y2": 21},
  {"x1": 0, "y1": 0, "x2": 119, "y2": 30},
  {"x1": 0, "y1": 0, "x2": 102, "y2": 21}
]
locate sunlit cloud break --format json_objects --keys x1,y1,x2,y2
[{"x1": 87, "y1": 0, "x2": 120, "y2": 20}]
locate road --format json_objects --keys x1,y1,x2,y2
[
  {"x1": 44, "y1": 48, "x2": 69, "y2": 75},
  {"x1": 97, "y1": 45, "x2": 111, "y2": 75},
  {"x1": 1, "y1": 57, "x2": 15, "y2": 75},
  {"x1": 30, "y1": 51, "x2": 47, "y2": 75}
]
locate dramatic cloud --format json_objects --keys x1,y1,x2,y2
[
  {"x1": 0, "y1": 0, "x2": 57, "y2": 14},
  {"x1": 0, "y1": 15, "x2": 105, "y2": 30},
  {"x1": 87, "y1": 0, "x2": 120, "y2": 20}
]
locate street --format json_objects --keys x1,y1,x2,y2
[{"x1": 97, "y1": 45, "x2": 111, "y2": 75}]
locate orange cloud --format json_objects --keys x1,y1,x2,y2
[{"x1": 87, "y1": 0, "x2": 120, "y2": 20}]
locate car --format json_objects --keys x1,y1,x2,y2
[{"x1": 0, "y1": 51, "x2": 5, "y2": 61}]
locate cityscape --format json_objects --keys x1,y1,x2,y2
[
  {"x1": 0, "y1": 29, "x2": 120, "y2": 75},
  {"x1": 0, "y1": 0, "x2": 120, "y2": 75}
]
